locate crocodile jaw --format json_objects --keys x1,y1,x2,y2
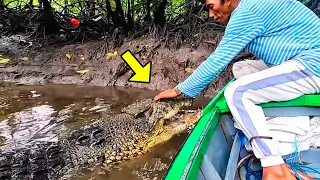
[{"x1": 146, "y1": 110, "x2": 202, "y2": 149}]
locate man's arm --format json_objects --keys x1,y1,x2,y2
[{"x1": 176, "y1": 9, "x2": 266, "y2": 98}]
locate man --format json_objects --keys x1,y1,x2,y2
[{"x1": 154, "y1": 0, "x2": 320, "y2": 179}]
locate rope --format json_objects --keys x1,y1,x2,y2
[
  {"x1": 285, "y1": 136, "x2": 320, "y2": 177},
  {"x1": 237, "y1": 130, "x2": 247, "y2": 150},
  {"x1": 286, "y1": 136, "x2": 302, "y2": 180},
  {"x1": 237, "y1": 130, "x2": 263, "y2": 180},
  {"x1": 243, "y1": 158, "x2": 263, "y2": 180},
  {"x1": 236, "y1": 131, "x2": 320, "y2": 180}
]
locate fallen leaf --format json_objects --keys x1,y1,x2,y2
[
  {"x1": 20, "y1": 57, "x2": 29, "y2": 62},
  {"x1": 106, "y1": 51, "x2": 118, "y2": 58},
  {"x1": 66, "y1": 53, "x2": 72, "y2": 59},
  {"x1": 194, "y1": 33, "x2": 200, "y2": 38},
  {"x1": 80, "y1": 55, "x2": 85, "y2": 60},
  {"x1": 76, "y1": 69, "x2": 88, "y2": 75},
  {"x1": 0, "y1": 58, "x2": 10, "y2": 64},
  {"x1": 185, "y1": 67, "x2": 195, "y2": 73}
]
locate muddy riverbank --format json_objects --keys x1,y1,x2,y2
[{"x1": 0, "y1": 33, "x2": 247, "y2": 98}]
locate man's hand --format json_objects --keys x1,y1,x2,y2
[
  {"x1": 154, "y1": 88, "x2": 181, "y2": 101},
  {"x1": 262, "y1": 164, "x2": 313, "y2": 180}
]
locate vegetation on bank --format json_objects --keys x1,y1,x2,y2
[
  {"x1": 1, "y1": 0, "x2": 319, "y2": 48},
  {"x1": 0, "y1": 0, "x2": 228, "y2": 50}
]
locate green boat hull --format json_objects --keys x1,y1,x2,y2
[{"x1": 164, "y1": 78, "x2": 320, "y2": 180}]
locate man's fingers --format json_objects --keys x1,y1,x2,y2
[
  {"x1": 295, "y1": 171, "x2": 314, "y2": 180},
  {"x1": 153, "y1": 89, "x2": 177, "y2": 101},
  {"x1": 287, "y1": 165, "x2": 314, "y2": 180},
  {"x1": 153, "y1": 94, "x2": 164, "y2": 101}
]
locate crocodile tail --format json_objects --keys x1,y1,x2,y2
[{"x1": 0, "y1": 141, "x2": 70, "y2": 180}]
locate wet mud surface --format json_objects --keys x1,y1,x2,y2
[
  {"x1": 0, "y1": 34, "x2": 234, "y2": 98},
  {"x1": 0, "y1": 82, "x2": 209, "y2": 179}
]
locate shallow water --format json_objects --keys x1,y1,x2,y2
[{"x1": 0, "y1": 83, "x2": 210, "y2": 179}]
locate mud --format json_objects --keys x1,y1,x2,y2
[{"x1": 0, "y1": 32, "x2": 239, "y2": 98}]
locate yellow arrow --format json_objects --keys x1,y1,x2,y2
[{"x1": 120, "y1": 50, "x2": 152, "y2": 83}]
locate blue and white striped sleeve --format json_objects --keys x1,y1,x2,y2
[{"x1": 177, "y1": 9, "x2": 266, "y2": 98}]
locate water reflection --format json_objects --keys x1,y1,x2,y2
[{"x1": 0, "y1": 104, "x2": 57, "y2": 151}]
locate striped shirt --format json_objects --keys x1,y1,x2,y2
[{"x1": 177, "y1": 0, "x2": 320, "y2": 98}]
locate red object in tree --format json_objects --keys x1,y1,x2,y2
[{"x1": 70, "y1": 18, "x2": 80, "y2": 27}]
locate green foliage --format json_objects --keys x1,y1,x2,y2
[
  {"x1": 2, "y1": 0, "x2": 203, "y2": 20},
  {"x1": 166, "y1": 0, "x2": 185, "y2": 19},
  {"x1": 4, "y1": 0, "x2": 28, "y2": 8}
]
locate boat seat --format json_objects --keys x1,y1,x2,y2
[{"x1": 224, "y1": 133, "x2": 242, "y2": 180}]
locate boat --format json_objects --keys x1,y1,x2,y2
[{"x1": 163, "y1": 78, "x2": 320, "y2": 180}]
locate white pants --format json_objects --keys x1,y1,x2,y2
[{"x1": 224, "y1": 59, "x2": 320, "y2": 167}]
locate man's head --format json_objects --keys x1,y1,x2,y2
[{"x1": 204, "y1": 0, "x2": 240, "y2": 25}]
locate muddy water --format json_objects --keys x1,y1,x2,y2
[{"x1": 0, "y1": 83, "x2": 210, "y2": 180}]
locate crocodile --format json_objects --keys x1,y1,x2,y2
[{"x1": 0, "y1": 95, "x2": 201, "y2": 180}]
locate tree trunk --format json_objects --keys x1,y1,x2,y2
[
  {"x1": 64, "y1": 0, "x2": 68, "y2": 14},
  {"x1": 126, "y1": 0, "x2": 133, "y2": 30},
  {"x1": 106, "y1": 0, "x2": 115, "y2": 25},
  {"x1": 145, "y1": 0, "x2": 151, "y2": 22},
  {"x1": 86, "y1": 0, "x2": 95, "y2": 16},
  {"x1": 153, "y1": 0, "x2": 167, "y2": 27},
  {"x1": 114, "y1": 0, "x2": 126, "y2": 28},
  {"x1": 42, "y1": 0, "x2": 60, "y2": 34},
  {"x1": 131, "y1": 0, "x2": 134, "y2": 22}
]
